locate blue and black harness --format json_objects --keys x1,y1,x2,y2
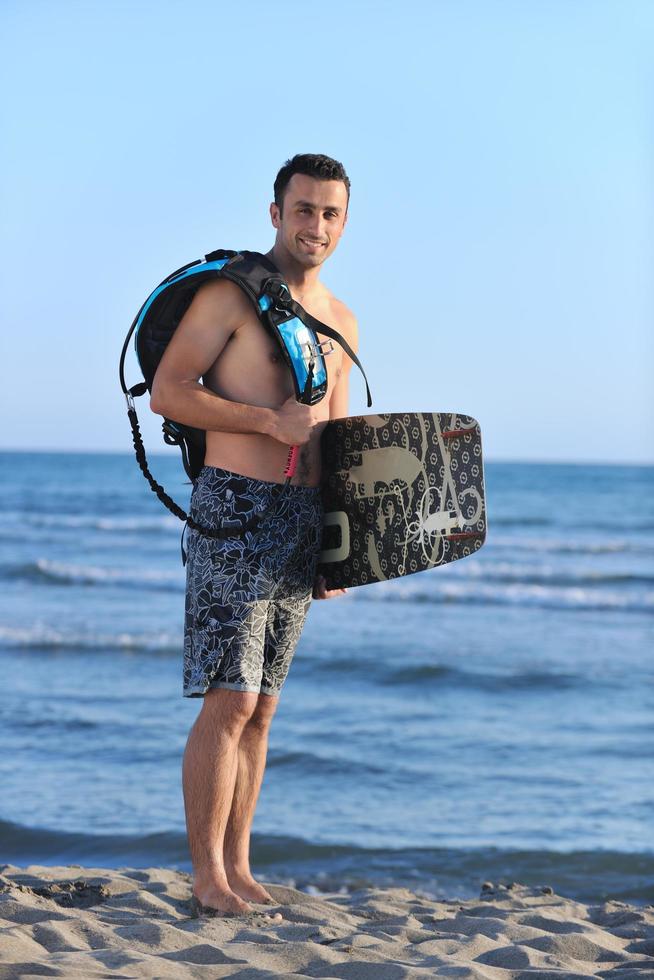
[{"x1": 119, "y1": 249, "x2": 372, "y2": 550}]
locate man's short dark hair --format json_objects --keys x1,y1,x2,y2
[{"x1": 274, "y1": 153, "x2": 351, "y2": 213}]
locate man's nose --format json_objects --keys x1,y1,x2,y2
[{"x1": 306, "y1": 214, "x2": 325, "y2": 238}]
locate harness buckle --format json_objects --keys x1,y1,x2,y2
[
  {"x1": 301, "y1": 339, "x2": 334, "y2": 362},
  {"x1": 125, "y1": 391, "x2": 135, "y2": 412},
  {"x1": 162, "y1": 420, "x2": 183, "y2": 446},
  {"x1": 262, "y1": 278, "x2": 290, "y2": 306}
]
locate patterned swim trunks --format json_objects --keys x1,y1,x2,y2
[{"x1": 183, "y1": 466, "x2": 323, "y2": 699}]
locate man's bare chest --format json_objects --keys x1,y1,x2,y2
[{"x1": 203, "y1": 308, "x2": 344, "y2": 408}]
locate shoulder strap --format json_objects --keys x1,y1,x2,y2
[
  {"x1": 278, "y1": 296, "x2": 372, "y2": 407},
  {"x1": 231, "y1": 253, "x2": 372, "y2": 407}
]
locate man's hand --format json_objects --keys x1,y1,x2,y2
[
  {"x1": 312, "y1": 573, "x2": 347, "y2": 600},
  {"x1": 269, "y1": 395, "x2": 325, "y2": 446}
]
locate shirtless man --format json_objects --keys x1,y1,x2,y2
[{"x1": 150, "y1": 154, "x2": 357, "y2": 916}]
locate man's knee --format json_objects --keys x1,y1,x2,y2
[
  {"x1": 247, "y1": 692, "x2": 279, "y2": 731},
  {"x1": 200, "y1": 688, "x2": 259, "y2": 732}
]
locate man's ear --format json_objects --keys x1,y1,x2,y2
[{"x1": 270, "y1": 201, "x2": 281, "y2": 228}]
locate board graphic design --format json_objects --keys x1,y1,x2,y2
[{"x1": 319, "y1": 413, "x2": 487, "y2": 590}]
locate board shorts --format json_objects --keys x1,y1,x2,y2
[{"x1": 183, "y1": 465, "x2": 323, "y2": 699}]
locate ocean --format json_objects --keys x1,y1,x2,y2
[{"x1": 1, "y1": 451, "x2": 652, "y2": 906}]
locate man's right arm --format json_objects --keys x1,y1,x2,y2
[{"x1": 149, "y1": 279, "x2": 279, "y2": 437}]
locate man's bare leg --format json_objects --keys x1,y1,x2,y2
[
  {"x1": 224, "y1": 692, "x2": 278, "y2": 903},
  {"x1": 182, "y1": 688, "x2": 259, "y2": 915}
]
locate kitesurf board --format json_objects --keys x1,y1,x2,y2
[{"x1": 319, "y1": 412, "x2": 487, "y2": 590}]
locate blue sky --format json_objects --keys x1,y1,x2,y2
[{"x1": 2, "y1": 0, "x2": 652, "y2": 463}]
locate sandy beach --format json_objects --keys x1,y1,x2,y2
[{"x1": 1, "y1": 864, "x2": 653, "y2": 979}]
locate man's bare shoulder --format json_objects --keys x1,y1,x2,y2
[
  {"x1": 192, "y1": 278, "x2": 253, "y2": 325},
  {"x1": 325, "y1": 292, "x2": 359, "y2": 351}
]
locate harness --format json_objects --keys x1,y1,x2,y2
[{"x1": 119, "y1": 249, "x2": 372, "y2": 557}]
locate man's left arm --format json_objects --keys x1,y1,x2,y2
[
  {"x1": 327, "y1": 339, "x2": 354, "y2": 421},
  {"x1": 313, "y1": 315, "x2": 358, "y2": 600}
]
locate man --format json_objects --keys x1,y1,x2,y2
[{"x1": 150, "y1": 154, "x2": 358, "y2": 917}]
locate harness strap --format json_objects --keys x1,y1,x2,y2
[
  {"x1": 300, "y1": 315, "x2": 372, "y2": 407},
  {"x1": 263, "y1": 285, "x2": 372, "y2": 407}
]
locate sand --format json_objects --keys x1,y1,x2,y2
[{"x1": 1, "y1": 865, "x2": 653, "y2": 979}]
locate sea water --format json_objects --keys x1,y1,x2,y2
[{"x1": 1, "y1": 451, "x2": 652, "y2": 905}]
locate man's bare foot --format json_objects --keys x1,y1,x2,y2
[
  {"x1": 226, "y1": 868, "x2": 276, "y2": 905},
  {"x1": 190, "y1": 886, "x2": 252, "y2": 917}
]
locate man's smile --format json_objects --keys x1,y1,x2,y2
[{"x1": 298, "y1": 237, "x2": 327, "y2": 250}]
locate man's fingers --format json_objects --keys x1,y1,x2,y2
[{"x1": 313, "y1": 574, "x2": 347, "y2": 600}]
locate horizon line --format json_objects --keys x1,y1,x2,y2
[{"x1": 0, "y1": 447, "x2": 652, "y2": 468}]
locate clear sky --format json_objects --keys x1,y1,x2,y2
[{"x1": 2, "y1": 0, "x2": 652, "y2": 463}]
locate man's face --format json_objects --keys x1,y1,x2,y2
[{"x1": 270, "y1": 173, "x2": 348, "y2": 268}]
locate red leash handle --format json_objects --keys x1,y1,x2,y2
[
  {"x1": 282, "y1": 359, "x2": 314, "y2": 482},
  {"x1": 284, "y1": 445, "x2": 299, "y2": 479}
]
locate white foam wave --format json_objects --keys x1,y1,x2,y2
[
  {"x1": 364, "y1": 577, "x2": 654, "y2": 612},
  {"x1": 489, "y1": 535, "x2": 652, "y2": 555},
  {"x1": 448, "y1": 559, "x2": 652, "y2": 586},
  {"x1": 0, "y1": 625, "x2": 179, "y2": 652},
  {"x1": 0, "y1": 511, "x2": 179, "y2": 533},
  {"x1": 33, "y1": 558, "x2": 183, "y2": 589}
]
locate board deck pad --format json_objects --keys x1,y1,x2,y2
[{"x1": 319, "y1": 413, "x2": 487, "y2": 590}]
